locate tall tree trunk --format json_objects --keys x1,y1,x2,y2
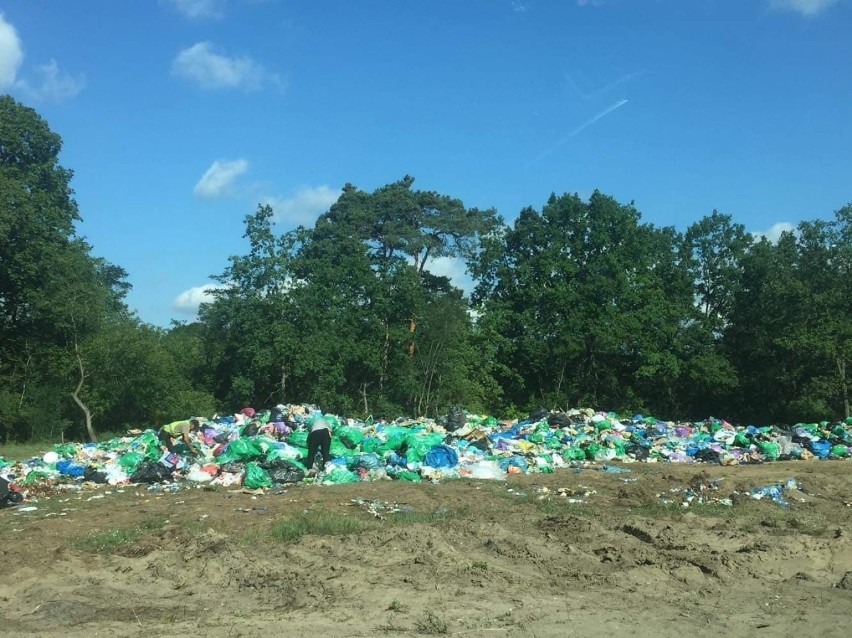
[
  {"x1": 71, "y1": 343, "x2": 97, "y2": 443},
  {"x1": 838, "y1": 357, "x2": 850, "y2": 418},
  {"x1": 407, "y1": 318, "x2": 416, "y2": 358},
  {"x1": 361, "y1": 382, "x2": 369, "y2": 415}
]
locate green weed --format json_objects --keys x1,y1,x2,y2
[
  {"x1": 266, "y1": 511, "x2": 378, "y2": 542},
  {"x1": 387, "y1": 599, "x2": 409, "y2": 613},
  {"x1": 414, "y1": 610, "x2": 449, "y2": 635}
]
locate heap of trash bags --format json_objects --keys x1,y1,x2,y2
[{"x1": 1, "y1": 406, "x2": 851, "y2": 499}]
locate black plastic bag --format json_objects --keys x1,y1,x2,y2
[
  {"x1": 547, "y1": 412, "x2": 572, "y2": 428},
  {"x1": 0, "y1": 476, "x2": 23, "y2": 508},
  {"x1": 269, "y1": 468, "x2": 305, "y2": 484},
  {"x1": 83, "y1": 467, "x2": 109, "y2": 484},
  {"x1": 528, "y1": 406, "x2": 549, "y2": 422},
  {"x1": 130, "y1": 462, "x2": 173, "y2": 483},
  {"x1": 446, "y1": 406, "x2": 466, "y2": 432},
  {"x1": 693, "y1": 449, "x2": 721, "y2": 463},
  {"x1": 219, "y1": 461, "x2": 246, "y2": 474}
]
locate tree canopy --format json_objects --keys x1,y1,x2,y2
[{"x1": 1, "y1": 95, "x2": 849, "y2": 442}]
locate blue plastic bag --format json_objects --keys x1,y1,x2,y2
[
  {"x1": 56, "y1": 460, "x2": 86, "y2": 477},
  {"x1": 424, "y1": 445, "x2": 459, "y2": 468}
]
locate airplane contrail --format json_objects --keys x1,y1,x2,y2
[
  {"x1": 526, "y1": 98, "x2": 629, "y2": 167},
  {"x1": 562, "y1": 98, "x2": 629, "y2": 142}
]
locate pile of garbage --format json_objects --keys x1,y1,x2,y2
[{"x1": 1, "y1": 406, "x2": 851, "y2": 501}]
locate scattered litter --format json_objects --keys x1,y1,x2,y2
[
  {"x1": 748, "y1": 479, "x2": 801, "y2": 507},
  {"x1": 349, "y1": 498, "x2": 415, "y2": 518}
]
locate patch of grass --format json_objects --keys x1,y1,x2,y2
[
  {"x1": 73, "y1": 527, "x2": 143, "y2": 553},
  {"x1": 535, "y1": 499, "x2": 597, "y2": 517},
  {"x1": 387, "y1": 599, "x2": 409, "y2": 613},
  {"x1": 388, "y1": 506, "x2": 467, "y2": 526},
  {"x1": 377, "y1": 619, "x2": 411, "y2": 633},
  {"x1": 0, "y1": 441, "x2": 50, "y2": 462},
  {"x1": 471, "y1": 560, "x2": 488, "y2": 572},
  {"x1": 753, "y1": 511, "x2": 828, "y2": 537},
  {"x1": 257, "y1": 506, "x2": 468, "y2": 545},
  {"x1": 414, "y1": 610, "x2": 449, "y2": 635},
  {"x1": 71, "y1": 516, "x2": 169, "y2": 553},
  {"x1": 266, "y1": 511, "x2": 379, "y2": 542}
]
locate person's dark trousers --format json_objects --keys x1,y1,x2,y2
[
  {"x1": 158, "y1": 429, "x2": 176, "y2": 453},
  {"x1": 306, "y1": 428, "x2": 331, "y2": 470}
]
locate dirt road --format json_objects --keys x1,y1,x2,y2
[{"x1": 1, "y1": 461, "x2": 851, "y2": 637}]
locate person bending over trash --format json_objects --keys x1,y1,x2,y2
[
  {"x1": 159, "y1": 418, "x2": 202, "y2": 457},
  {"x1": 305, "y1": 415, "x2": 332, "y2": 475}
]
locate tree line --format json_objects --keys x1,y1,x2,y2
[{"x1": 1, "y1": 96, "x2": 849, "y2": 442}]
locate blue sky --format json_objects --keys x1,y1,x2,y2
[{"x1": 1, "y1": 0, "x2": 850, "y2": 326}]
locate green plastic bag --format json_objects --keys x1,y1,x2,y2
[
  {"x1": 584, "y1": 443, "x2": 600, "y2": 460},
  {"x1": 378, "y1": 432, "x2": 409, "y2": 453},
  {"x1": 53, "y1": 443, "x2": 77, "y2": 458},
  {"x1": 733, "y1": 433, "x2": 750, "y2": 448},
  {"x1": 562, "y1": 447, "x2": 586, "y2": 461},
  {"x1": 330, "y1": 439, "x2": 356, "y2": 458},
  {"x1": 243, "y1": 462, "x2": 272, "y2": 489},
  {"x1": 405, "y1": 433, "x2": 444, "y2": 462},
  {"x1": 394, "y1": 470, "x2": 421, "y2": 482},
  {"x1": 226, "y1": 438, "x2": 263, "y2": 460},
  {"x1": 139, "y1": 432, "x2": 163, "y2": 460},
  {"x1": 360, "y1": 437, "x2": 380, "y2": 453},
  {"x1": 287, "y1": 431, "x2": 309, "y2": 448},
  {"x1": 758, "y1": 441, "x2": 779, "y2": 460},
  {"x1": 830, "y1": 445, "x2": 849, "y2": 457},
  {"x1": 337, "y1": 426, "x2": 363, "y2": 448},
  {"x1": 118, "y1": 452, "x2": 143, "y2": 471},
  {"x1": 323, "y1": 468, "x2": 359, "y2": 484},
  {"x1": 22, "y1": 470, "x2": 51, "y2": 485}
]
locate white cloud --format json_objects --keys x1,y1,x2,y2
[
  {"x1": 418, "y1": 256, "x2": 475, "y2": 296},
  {"x1": 768, "y1": 0, "x2": 840, "y2": 16},
  {"x1": 172, "y1": 41, "x2": 282, "y2": 91},
  {"x1": 751, "y1": 222, "x2": 796, "y2": 243},
  {"x1": 1, "y1": 14, "x2": 84, "y2": 101},
  {"x1": 166, "y1": 0, "x2": 226, "y2": 20},
  {"x1": 511, "y1": 2, "x2": 529, "y2": 12},
  {"x1": 15, "y1": 59, "x2": 86, "y2": 101},
  {"x1": 172, "y1": 283, "x2": 229, "y2": 315},
  {"x1": 262, "y1": 186, "x2": 341, "y2": 226},
  {"x1": 193, "y1": 158, "x2": 249, "y2": 198},
  {"x1": 0, "y1": 13, "x2": 23, "y2": 88}
]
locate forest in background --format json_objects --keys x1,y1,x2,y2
[{"x1": 1, "y1": 95, "x2": 849, "y2": 443}]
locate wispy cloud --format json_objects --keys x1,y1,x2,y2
[
  {"x1": 194, "y1": 158, "x2": 249, "y2": 198},
  {"x1": 172, "y1": 41, "x2": 283, "y2": 91},
  {"x1": 511, "y1": 2, "x2": 529, "y2": 12},
  {"x1": 751, "y1": 222, "x2": 796, "y2": 243},
  {"x1": 166, "y1": 0, "x2": 226, "y2": 20},
  {"x1": 173, "y1": 283, "x2": 230, "y2": 315},
  {"x1": 0, "y1": 13, "x2": 23, "y2": 89},
  {"x1": 768, "y1": 0, "x2": 840, "y2": 16},
  {"x1": 262, "y1": 186, "x2": 341, "y2": 226},
  {"x1": 15, "y1": 59, "x2": 86, "y2": 101},
  {"x1": 0, "y1": 14, "x2": 83, "y2": 101}
]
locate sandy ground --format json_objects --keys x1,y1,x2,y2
[{"x1": 1, "y1": 460, "x2": 851, "y2": 638}]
